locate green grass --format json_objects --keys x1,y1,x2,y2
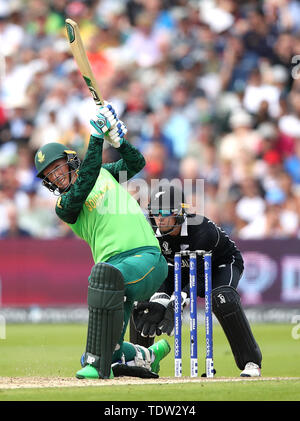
[
  {"x1": 0, "y1": 323, "x2": 299, "y2": 401},
  {"x1": 0, "y1": 381, "x2": 299, "y2": 401}
]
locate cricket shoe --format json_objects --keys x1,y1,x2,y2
[
  {"x1": 240, "y1": 362, "x2": 261, "y2": 377},
  {"x1": 148, "y1": 339, "x2": 171, "y2": 374},
  {"x1": 76, "y1": 364, "x2": 114, "y2": 379}
]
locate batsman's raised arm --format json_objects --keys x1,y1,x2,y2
[
  {"x1": 103, "y1": 140, "x2": 146, "y2": 182},
  {"x1": 91, "y1": 103, "x2": 146, "y2": 181},
  {"x1": 34, "y1": 103, "x2": 145, "y2": 224}
]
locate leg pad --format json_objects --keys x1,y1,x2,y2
[
  {"x1": 212, "y1": 285, "x2": 262, "y2": 370},
  {"x1": 85, "y1": 263, "x2": 124, "y2": 378}
]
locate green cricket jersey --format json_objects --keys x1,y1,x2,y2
[{"x1": 55, "y1": 135, "x2": 160, "y2": 263}]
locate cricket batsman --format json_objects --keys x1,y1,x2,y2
[
  {"x1": 34, "y1": 103, "x2": 170, "y2": 379},
  {"x1": 132, "y1": 184, "x2": 262, "y2": 377}
]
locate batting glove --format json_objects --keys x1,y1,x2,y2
[
  {"x1": 132, "y1": 293, "x2": 170, "y2": 338},
  {"x1": 90, "y1": 105, "x2": 112, "y2": 139},
  {"x1": 158, "y1": 292, "x2": 189, "y2": 336},
  {"x1": 106, "y1": 120, "x2": 127, "y2": 148},
  {"x1": 90, "y1": 102, "x2": 127, "y2": 148}
]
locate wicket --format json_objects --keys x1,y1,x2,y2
[{"x1": 174, "y1": 250, "x2": 214, "y2": 378}]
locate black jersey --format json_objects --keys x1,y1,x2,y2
[{"x1": 156, "y1": 214, "x2": 244, "y2": 297}]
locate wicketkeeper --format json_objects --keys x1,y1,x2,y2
[
  {"x1": 132, "y1": 184, "x2": 262, "y2": 377},
  {"x1": 34, "y1": 103, "x2": 171, "y2": 379}
]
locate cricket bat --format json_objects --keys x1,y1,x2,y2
[{"x1": 65, "y1": 18, "x2": 104, "y2": 106}]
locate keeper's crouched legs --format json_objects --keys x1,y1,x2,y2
[
  {"x1": 212, "y1": 285, "x2": 262, "y2": 370},
  {"x1": 77, "y1": 263, "x2": 124, "y2": 379}
]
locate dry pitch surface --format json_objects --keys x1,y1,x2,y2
[{"x1": 0, "y1": 376, "x2": 299, "y2": 389}]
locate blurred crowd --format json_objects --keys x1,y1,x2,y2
[{"x1": 0, "y1": 0, "x2": 300, "y2": 239}]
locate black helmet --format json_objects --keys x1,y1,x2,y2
[
  {"x1": 148, "y1": 184, "x2": 189, "y2": 233},
  {"x1": 34, "y1": 143, "x2": 81, "y2": 195}
]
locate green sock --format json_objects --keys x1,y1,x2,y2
[
  {"x1": 121, "y1": 342, "x2": 137, "y2": 361},
  {"x1": 115, "y1": 341, "x2": 154, "y2": 363}
]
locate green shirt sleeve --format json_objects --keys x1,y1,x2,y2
[
  {"x1": 102, "y1": 139, "x2": 146, "y2": 182},
  {"x1": 55, "y1": 135, "x2": 104, "y2": 224}
]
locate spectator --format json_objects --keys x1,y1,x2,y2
[
  {"x1": 140, "y1": 111, "x2": 174, "y2": 157},
  {"x1": 0, "y1": 0, "x2": 299, "y2": 239},
  {"x1": 219, "y1": 36, "x2": 259, "y2": 92},
  {"x1": 235, "y1": 177, "x2": 266, "y2": 224},
  {"x1": 18, "y1": 186, "x2": 61, "y2": 238},
  {"x1": 218, "y1": 109, "x2": 261, "y2": 165},
  {"x1": 61, "y1": 116, "x2": 90, "y2": 160},
  {"x1": 0, "y1": 6, "x2": 24, "y2": 56},
  {"x1": 15, "y1": 144, "x2": 37, "y2": 192},
  {"x1": 0, "y1": 203, "x2": 31, "y2": 238},
  {"x1": 243, "y1": 65, "x2": 285, "y2": 120},
  {"x1": 30, "y1": 109, "x2": 64, "y2": 149},
  {"x1": 122, "y1": 11, "x2": 166, "y2": 68},
  {"x1": 5, "y1": 99, "x2": 34, "y2": 144},
  {"x1": 242, "y1": 7, "x2": 276, "y2": 60},
  {"x1": 284, "y1": 137, "x2": 300, "y2": 183},
  {"x1": 141, "y1": 141, "x2": 179, "y2": 184},
  {"x1": 161, "y1": 86, "x2": 192, "y2": 159},
  {"x1": 238, "y1": 203, "x2": 286, "y2": 239}
]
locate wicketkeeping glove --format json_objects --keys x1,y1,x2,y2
[
  {"x1": 158, "y1": 292, "x2": 189, "y2": 336},
  {"x1": 132, "y1": 293, "x2": 170, "y2": 338}
]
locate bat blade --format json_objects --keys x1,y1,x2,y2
[{"x1": 65, "y1": 18, "x2": 104, "y2": 106}]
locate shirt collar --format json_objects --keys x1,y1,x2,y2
[{"x1": 180, "y1": 217, "x2": 188, "y2": 236}]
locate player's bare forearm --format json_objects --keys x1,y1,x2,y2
[
  {"x1": 103, "y1": 139, "x2": 146, "y2": 181},
  {"x1": 55, "y1": 135, "x2": 104, "y2": 223}
]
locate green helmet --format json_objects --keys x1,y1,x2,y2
[{"x1": 34, "y1": 142, "x2": 80, "y2": 194}]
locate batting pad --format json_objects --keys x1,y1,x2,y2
[{"x1": 84, "y1": 263, "x2": 124, "y2": 378}]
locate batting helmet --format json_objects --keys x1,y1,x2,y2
[{"x1": 34, "y1": 143, "x2": 80, "y2": 194}]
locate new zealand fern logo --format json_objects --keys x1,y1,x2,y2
[{"x1": 37, "y1": 151, "x2": 45, "y2": 163}]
